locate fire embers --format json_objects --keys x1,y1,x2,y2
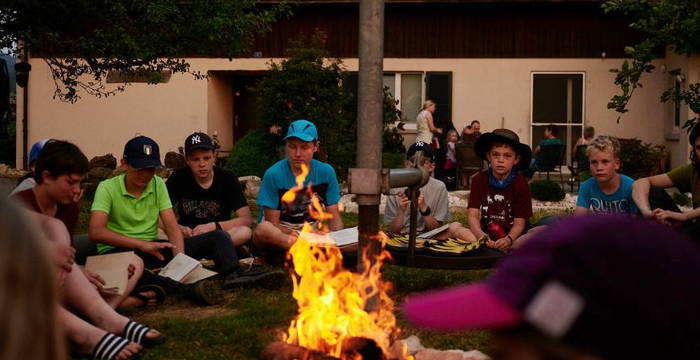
[{"x1": 279, "y1": 163, "x2": 405, "y2": 360}]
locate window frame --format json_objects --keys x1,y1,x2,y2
[{"x1": 530, "y1": 71, "x2": 586, "y2": 166}]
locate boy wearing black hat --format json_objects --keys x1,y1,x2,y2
[
  {"x1": 384, "y1": 141, "x2": 475, "y2": 242},
  {"x1": 468, "y1": 129, "x2": 533, "y2": 251},
  {"x1": 633, "y1": 125, "x2": 700, "y2": 243}
]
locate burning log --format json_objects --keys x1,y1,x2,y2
[{"x1": 261, "y1": 338, "x2": 385, "y2": 360}]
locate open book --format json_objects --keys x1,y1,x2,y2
[
  {"x1": 417, "y1": 223, "x2": 451, "y2": 239},
  {"x1": 85, "y1": 252, "x2": 134, "y2": 296},
  {"x1": 159, "y1": 253, "x2": 217, "y2": 284},
  {"x1": 301, "y1": 226, "x2": 359, "y2": 248}
]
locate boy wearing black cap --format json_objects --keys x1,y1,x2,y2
[
  {"x1": 468, "y1": 129, "x2": 533, "y2": 251},
  {"x1": 384, "y1": 141, "x2": 475, "y2": 242},
  {"x1": 166, "y1": 132, "x2": 284, "y2": 288},
  {"x1": 166, "y1": 132, "x2": 253, "y2": 247},
  {"x1": 633, "y1": 125, "x2": 700, "y2": 243}
]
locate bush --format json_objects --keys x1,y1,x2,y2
[
  {"x1": 383, "y1": 152, "x2": 405, "y2": 170},
  {"x1": 672, "y1": 191, "x2": 691, "y2": 207},
  {"x1": 618, "y1": 138, "x2": 668, "y2": 179},
  {"x1": 225, "y1": 130, "x2": 279, "y2": 177},
  {"x1": 530, "y1": 180, "x2": 566, "y2": 201}
]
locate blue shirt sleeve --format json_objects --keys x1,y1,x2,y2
[
  {"x1": 576, "y1": 179, "x2": 591, "y2": 209},
  {"x1": 322, "y1": 164, "x2": 341, "y2": 206},
  {"x1": 257, "y1": 166, "x2": 281, "y2": 213}
]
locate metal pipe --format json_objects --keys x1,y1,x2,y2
[
  {"x1": 387, "y1": 167, "x2": 429, "y2": 190},
  {"x1": 21, "y1": 51, "x2": 28, "y2": 169},
  {"x1": 356, "y1": 0, "x2": 385, "y2": 263}
]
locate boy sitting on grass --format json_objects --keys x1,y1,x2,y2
[
  {"x1": 575, "y1": 135, "x2": 639, "y2": 215},
  {"x1": 467, "y1": 129, "x2": 533, "y2": 251}
]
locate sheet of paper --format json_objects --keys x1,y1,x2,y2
[
  {"x1": 85, "y1": 252, "x2": 134, "y2": 296},
  {"x1": 159, "y1": 253, "x2": 201, "y2": 282},
  {"x1": 300, "y1": 227, "x2": 359, "y2": 247},
  {"x1": 417, "y1": 223, "x2": 450, "y2": 239},
  {"x1": 181, "y1": 267, "x2": 217, "y2": 284}
]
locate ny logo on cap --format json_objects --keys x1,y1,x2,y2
[
  {"x1": 143, "y1": 145, "x2": 152, "y2": 156},
  {"x1": 191, "y1": 135, "x2": 201, "y2": 144}
]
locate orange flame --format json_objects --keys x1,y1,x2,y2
[{"x1": 282, "y1": 163, "x2": 403, "y2": 359}]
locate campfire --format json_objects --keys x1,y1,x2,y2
[{"x1": 263, "y1": 164, "x2": 408, "y2": 360}]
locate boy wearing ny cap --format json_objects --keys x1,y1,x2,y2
[
  {"x1": 166, "y1": 132, "x2": 284, "y2": 289},
  {"x1": 253, "y1": 120, "x2": 344, "y2": 255},
  {"x1": 468, "y1": 129, "x2": 533, "y2": 251},
  {"x1": 166, "y1": 132, "x2": 253, "y2": 246},
  {"x1": 384, "y1": 141, "x2": 475, "y2": 242},
  {"x1": 404, "y1": 216, "x2": 700, "y2": 359}
]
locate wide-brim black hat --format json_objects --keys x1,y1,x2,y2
[{"x1": 474, "y1": 129, "x2": 532, "y2": 170}]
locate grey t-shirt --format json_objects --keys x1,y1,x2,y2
[{"x1": 384, "y1": 176, "x2": 451, "y2": 234}]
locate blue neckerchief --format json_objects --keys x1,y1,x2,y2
[{"x1": 487, "y1": 168, "x2": 516, "y2": 189}]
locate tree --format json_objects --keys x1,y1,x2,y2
[
  {"x1": 0, "y1": 0, "x2": 289, "y2": 102},
  {"x1": 603, "y1": 0, "x2": 700, "y2": 129}
]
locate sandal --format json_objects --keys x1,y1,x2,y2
[
  {"x1": 131, "y1": 284, "x2": 166, "y2": 306},
  {"x1": 123, "y1": 320, "x2": 166, "y2": 347},
  {"x1": 91, "y1": 333, "x2": 134, "y2": 360}
]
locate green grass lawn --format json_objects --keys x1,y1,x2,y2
[{"x1": 77, "y1": 200, "x2": 563, "y2": 359}]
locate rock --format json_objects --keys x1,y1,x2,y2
[
  {"x1": 89, "y1": 154, "x2": 117, "y2": 169},
  {"x1": 88, "y1": 167, "x2": 114, "y2": 182},
  {"x1": 0, "y1": 164, "x2": 27, "y2": 178},
  {"x1": 164, "y1": 151, "x2": 186, "y2": 169},
  {"x1": 398, "y1": 335, "x2": 425, "y2": 355},
  {"x1": 239, "y1": 175, "x2": 261, "y2": 199}
]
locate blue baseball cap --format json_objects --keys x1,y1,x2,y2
[
  {"x1": 123, "y1": 136, "x2": 162, "y2": 168},
  {"x1": 283, "y1": 119, "x2": 318, "y2": 142},
  {"x1": 29, "y1": 139, "x2": 50, "y2": 165}
]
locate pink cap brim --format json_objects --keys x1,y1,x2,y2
[{"x1": 403, "y1": 283, "x2": 522, "y2": 331}]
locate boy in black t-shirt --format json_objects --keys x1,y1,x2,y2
[{"x1": 166, "y1": 132, "x2": 284, "y2": 289}]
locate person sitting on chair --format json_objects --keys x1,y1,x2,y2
[{"x1": 524, "y1": 125, "x2": 562, "y2": 179}]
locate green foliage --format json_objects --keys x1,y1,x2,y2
[
  {"x1": 603, "y1": 0, "x2": 700, "y2": 127},
  {"x1": 672, "y1": 191, "x2": 692, "y2": 207},
  {"x1": 255, "y1": 31, "x2": 355, "y2": 178},
  {"x1": 1, "y1": 0, "x2": 290, "y2": 102},
  {"x1": 382, "y1": 86, "x2": 406, "y2": 154},
  {"x1": 618, "y1": 138, "x2": 667, "y2": 179},
  {"x1": 225, "y1": 130, "x2": 279, "y2": 177},
  {"x1": 530, "y1": 180, "x2": 566, "y2": 201},
  {"x1": 382, "y1": 152, "x2": 405, "y2": 170}
]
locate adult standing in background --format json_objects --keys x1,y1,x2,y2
[
  {"x1": 572, "y1": 125, "x2": 595, "y2": 159},
  {"x1": 415, "y1": 100, "x2": 441, "y2": 144},
  {"x1": 461, "y1": 120, "x2": 482, "y2": 141}
]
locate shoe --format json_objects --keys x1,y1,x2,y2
[
  {"x1": 223, "y1": 270, "x2": 286, "y2": 290},
  {"x1": 185, "y1": 279, "x2": 224, "y2": 305}
]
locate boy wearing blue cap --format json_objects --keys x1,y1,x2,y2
[
  {"x1": 253, "y1": 120, "x2": 344, "y2": 255},
  {"x1": 10, "y1": 138, "x2": 50, "y2": 196}
]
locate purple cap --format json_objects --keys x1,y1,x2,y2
[{"x1": 403, "y1": 215, "x2": 700, "y2": 358}]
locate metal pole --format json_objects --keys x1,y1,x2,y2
[{"x1": 356, "y1": 0, "x2": 385, "y2": 264}]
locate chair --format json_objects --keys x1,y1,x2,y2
[
  {"x1": 566, "y1": 144, "x2": 589, "y2": 192},
  {"x1": 455, "y1": 139, "x2": 483, "y2": 189},
  {"x1": 534, "y1": 143, "x2": 565, "y2": 185}
]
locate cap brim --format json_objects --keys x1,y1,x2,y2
[
  {"x1": 403, "y1": 283, "x2": 521, "y2": 331},
  {"x1": 128, "y1": 158, "x2": 162, "y2": 169},
  {"x1": 186, "y1": 144, "x2": 215, "y2": 154},
  {"x1": 284, "y1": 134, "x2": 316, "y2": 142}
]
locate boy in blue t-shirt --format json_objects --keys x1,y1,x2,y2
[
  {"x1": 253, "y1": 120, "x2": 344, "y2": 254},
  {"x1": 575, "y1": 136, "x2": 638, "y2": 215}
]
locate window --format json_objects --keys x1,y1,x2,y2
[
  {"x1": 382, "y1": 73, "x2": 424, "y2": 126},
  {"x1": 531, "y1": 73, "x2": 585, "y2": 165}
]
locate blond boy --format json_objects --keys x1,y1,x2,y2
[{"x1": 574, "y1": 136, "x2": 639, "y2": 215}]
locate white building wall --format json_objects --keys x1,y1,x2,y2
[{"x1": 17, "y1": 57, "x2": 668, "y2": 165}]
